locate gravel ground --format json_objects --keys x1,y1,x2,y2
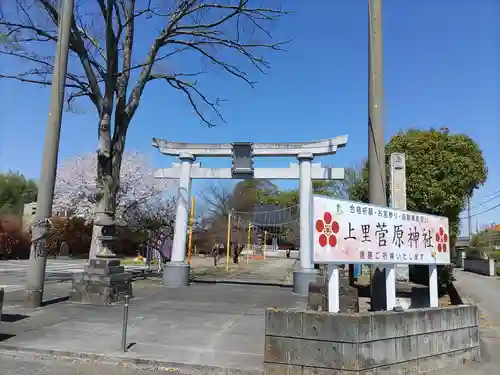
[{"x1": 0, "y1": 351, "x2": 188, "y2": 375}]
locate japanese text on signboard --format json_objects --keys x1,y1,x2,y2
[{"x1": 312, "y1": 196, "x2": 450, "y2": 265}]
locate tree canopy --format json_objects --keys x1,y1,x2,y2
[
  {"x1": 349, "y1": 128, "x2": 488, "y2": 244},
  {"x1": 265, "y1": 167, "x2": 364, "y2": 208},
  {"x1": 0, "y1": 172, "x2": 38, "y2": 215},
  {"x1": 470, "y1": 226, "x2": 500, "y2": 252}
]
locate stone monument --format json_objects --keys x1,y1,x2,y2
[
  {"x1": 70, "y1": 225, "x2": 132, "y2": 305},
  {"x1": 390, "y1": 153, "x2": 409, "y2": 282},
  {"x1": 58, "y1": 241, "x2": 71, "y2": 259}
]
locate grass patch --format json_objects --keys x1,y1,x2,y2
[
  {"x1": 120, "y1": 258, "x2": 161, "y2": 265},
  {"x1": 120, "y1": 258, "x2": 145, "y2": 265}
]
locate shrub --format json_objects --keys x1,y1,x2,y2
[
  {"x1": 115, "y1": 226, "x2": 143, "y2": 257},
  {"x1": 0, "y1": 214, "x2": 30, "y2": 259},
  {"x1": 488, "y1": 251, "x2": 500, "y2": 261},
  {"x1": 465, "y1": 248, "x2": 489, "y2": 260},
  {"x1": 46, "y1": 217, "x2": 92, "y2": 257}
]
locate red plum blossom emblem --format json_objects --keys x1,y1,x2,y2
[
  {"x1": 436, "y1": 227, "x2": 449, "y2": 252},
  {"x1": 315, "y1": 212, "x2": 340, "y2": 248}
]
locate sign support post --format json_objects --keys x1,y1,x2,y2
[
  {"x1": 312, "y1": 195, "x2": 450, "y2": 312},
  {"x1": 385, "y1": 264, "x2": 396, "y2": 310},
  {"x1": 327, "y1": 264, "x2": 339, "y2": 313},
  {"x1": 429, "y1": 264, "x2": 439, "y2": 307}
]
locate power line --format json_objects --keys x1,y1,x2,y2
[
  {"x1": 467, "y1": 202, "x2": 500, "y2": 219},
  {"x1": 467, "y1": 191, "x2": 500, "y2": 211},
  {"x1": 476, "y1": 188, "x2": 500, "y2": 200},
  {"x1": 460, "y1": 189, "x2": 500, "y2": 218}
]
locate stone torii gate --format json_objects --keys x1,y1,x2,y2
[{"x1": 152, "y1": 136, "x2": 348, "y2": 295}]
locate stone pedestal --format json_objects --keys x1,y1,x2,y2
[
  {"x1": 396, "y1": 264, "x2": 410, "y2": 281},
  {"x1": 293, "y1": 269, "x2": 318, "y2": 296},
  {"x1": 162, "y1": 262, "x2": 190, "y2": 287},
  {"x1": 71, "y1": 258, "x2": 133, "y2": 305},
  {"x1": 307, "y1": 275, "x2": 359, "y2": 313}
]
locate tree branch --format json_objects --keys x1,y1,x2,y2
[
  {"x1": 0, "y1": 73, "x2": 82, "y2": 89},
  {"x1": 112, "y1": 0, "x2": 135, "y2": 146},
  {"x1": 147, "y1": 73, "x2": 223, "y2": 126},
  {"x1": 1, "y1": 0, "x2": 289, "y2": 141},
  {"x1": 124, "y1": 0, "x2": 288, "y2": 124}
]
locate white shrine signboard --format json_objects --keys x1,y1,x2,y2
[{"x1": 312, "y1": 196, "x2": 450, "y2": 265}]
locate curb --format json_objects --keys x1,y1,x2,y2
[
  {"x1": 191, "y1": 278, "x2": 293, "y2": 288},
  {"x1": 0, "y1": 345, "x2": 263, "y2": 375}
]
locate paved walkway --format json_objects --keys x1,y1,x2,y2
[
  {"x1": 0, "y1": 257, "x2": 297, "y2": 292},
  {"x1": 4, "y1": 262, "x2": 496, "y2": 374},
  {"x1": 189, "y1": 257, "x2": 297, "y2": 285},
  {"x1": 0, "y1": 259, "x2": 146, "y2": 292},
  {"x1": 0, "y1": 279, "x2": 306, "y2": 374}
]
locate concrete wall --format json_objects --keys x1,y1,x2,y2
[
  {"x1": 264, "y1": 305, "x2": 480, "y2": 375},
  {"x1": 463, "y1": 258, "x2": 496, "y2": 276}
]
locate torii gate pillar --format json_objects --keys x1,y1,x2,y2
[
  {"x1": 295, "y1": 153, "x2": 317, "y2": 293},
  {"x1": 153, "y1": 136, "x2": 348, "y2": 295},
  {"x1": 163, "y1": 153, "x2": 195, "y2": 287}
]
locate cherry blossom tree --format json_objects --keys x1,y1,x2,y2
[{"x1": 53, "y1": 151, "x2": 176, "y2": 258}]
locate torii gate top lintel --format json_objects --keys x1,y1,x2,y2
[{"x1": 152, "y1": 135, "x2": 348, "y2": 157}]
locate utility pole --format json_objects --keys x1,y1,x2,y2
[
  {"x1": 24, "y1": 0, "x2": 75, "y2": 308},
  {"x1": 368, "y1": 0, "x2": 387, "y2": 310},
  {"x1": 467, "y1": 196, "x2": 472, "y2": 243}
]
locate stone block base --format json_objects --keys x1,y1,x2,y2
[
  {"x1": 162, "y1": 262, "x2": 190, "y2": 287},
  {"x1": 307, "y1": 276, "x2": 358, "y2": 313},
  {"x1": 70, "y1": 258, "x2": 133, "y2": 305},
  {"x1": 292, "y1": 269, "x2": 318, "y2": 296},
  {"x1": 396, "y1": 263, "x2": 410, "y2": 281}
]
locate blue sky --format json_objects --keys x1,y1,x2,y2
[{"x1": 0, "y1": 0, "x2": 499, "y2": 235}]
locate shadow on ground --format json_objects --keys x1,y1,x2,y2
[
  {"x1": 0, "y1": 334, "x2": 15, "y2": 342},
  {"x1": 1, "y1": 314, "x2": 29, "y2": 323}
]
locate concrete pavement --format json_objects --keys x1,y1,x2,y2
[
  {"x1": 0, "y1": 259, "x2": 150, "y2": 292},
  {"x1": 453, "y1": 270, "x2": 500, "y2": 356},
  {"x1": 0, "y1": 350, "x2": 196, "y2": 375},
  {"x1": 0, "y1": 257, "x2": 297, "y2": 292},
  {"x1": 189, "y1": 257, "x2": 297, "y2": 285},
  {"x1": 430, "y1": 268, "x2": 500, "y2": 374},
  {"x1": 0, "y1": 259, "x2": 85, "y2": 292},
  {"x1": 3, "y1": 260, "x2": 496, "y2": 374},
  {"x1": 0, "y1": 276, "x2": 306, "y2": 374}
]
